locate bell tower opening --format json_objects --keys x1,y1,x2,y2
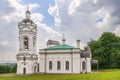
[{"x1": 24, "y1": 37, "x2": 28, "y2": 50}]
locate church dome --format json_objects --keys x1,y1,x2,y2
[{"x1": 46, "y1": 39, "x2": 60, "y2": 46}]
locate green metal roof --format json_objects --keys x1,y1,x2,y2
[{"x1": 44, "y1": 44, "x2": 75, "y2": 50}]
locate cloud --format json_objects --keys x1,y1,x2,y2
[
  {"x1": 113, "y1": 25, "x2": 120, "y2": 36},
  {"x1": 48, "y1": 0, "x2": 61, "y2": 27},
  {"x1": 68, "y1": 0, "x2": 85, "y2": 15},
  {"x1": 0, "y1": 50, "x2": 16, "y2": 63},
  {"x1": 0, "y1": 40, "x2": 10, "y2": 47},
  {"x1": 0, "y1": 0, "x2": 59, "y2": 62},
  {"x1": 48, "y1": 0, "x2": 120, "y2": 48},
  {"x1": 1, "y1": 0, "x2": 40, "y2": 22},
  {"x1": 30, "y1": 10, "x2": 60, "y2": 50},
  {"x1": 0, "y1": 0, "x2": 120, "y2": 62}
]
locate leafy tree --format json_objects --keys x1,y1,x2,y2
[
  {"x1": 0, "y1": 63, "x2": 17, "y2": 73},
  {"x1": 88, "y1": 32, "x2": 120, "y2": 69}
]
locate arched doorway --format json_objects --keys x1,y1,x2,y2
[
  {"x1": 33, "y1": 62, "x2": 38, "y2": 74},
  {"x1": 34, "y1": 66, "x2": 37, "y2": 73},
  {"x1": 23, "y1": 68, "x2": 26, "y2": 74},
  {"x1": 82, "y1": 61, "x2": 86, "y2": 73}
]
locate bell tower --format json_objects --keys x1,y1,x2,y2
[{"x1": 16, "y1": 8, "x2": 38, "y2": 74}]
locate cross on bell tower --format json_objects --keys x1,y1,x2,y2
[{"x1": 25, "y1": 6, "x2": 30, "y2": 19}]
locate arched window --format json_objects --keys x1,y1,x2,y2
[
  {"x1": 66, "y1": 61, "x2": 69, "y2": 70},
  {"x1": 82, "y1": 61, "x2": 86, "y2": 70},
  {"x1": 57, "y1": 61, "x2": 61, "y2": 70},
  {"x1": 24, "y1": 37, "x2": 28, "y2": 50},
  {"x1": 49, "y1": 61, "x2": 52, "y2": 70}
]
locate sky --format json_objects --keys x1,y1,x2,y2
[{"x1": 0, "y1": 0, "x2": 120, "y2": 62}]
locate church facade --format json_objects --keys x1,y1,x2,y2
[
  {"x1": 39, "y1": 39, "x2": 91, "y2": 74},
  {"x1": 16, "y1": 10, "x2": 91, "y2": 74}
]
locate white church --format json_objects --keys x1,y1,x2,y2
[{"x1": 16, "y1": 9, "x2": 91, "y2": 74}]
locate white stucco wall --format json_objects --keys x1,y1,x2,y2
[
  {"x1": 17, "y1": 60, "x2": 38, "y2": 74},
  {"x1": 39, "y1": 52, "x2": 88, "y2": 74},
  {"x1": 72, "y1": 53, "x2": 80, "y2": 73},
  {"x1": 80, "y1": 58, "x2": 91, "y2": 73},
  {"x1": 39, "y1": 53, "x2": 73, "y2": 74},
  {"x1": 86, "y1": 58, "x2": 91, "y2": 73},
  {"x1": 39, "y1": 54, "x2": 45, "y2": 73}
]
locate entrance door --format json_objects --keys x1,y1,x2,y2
[
  {"x1": 23, "y1": 68, "x2": 26, "y2": 74},
  {"x1": 82, "y1": 61, "x2": 86, "y2": 73},
  {"x1": 34, "y1": 66, "x2": 37, "y2": 73}
]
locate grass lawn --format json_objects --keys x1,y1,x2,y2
[{"x1": 0, "y1": 69, "x2": 120, "y2": 80}]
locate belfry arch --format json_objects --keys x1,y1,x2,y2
[{"x1": 24, "y1": 37, "x2": 28, "y2": 50}]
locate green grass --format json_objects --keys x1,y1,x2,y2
[{"x1": 0, "y1": 69, "x2": 120, "y2": 80}]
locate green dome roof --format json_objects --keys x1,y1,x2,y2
[{"x1": 44, "y1": 44, "x2": 75, "y2": 50}]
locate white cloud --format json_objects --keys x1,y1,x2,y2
[
  {"x1": 1, "y1": 0, "x2": 40, "y2": 22},
  {"x1": 93, "y1": 7, "x2": 114, "y2": 29},
  {"x1": 47, "y1": 0, "x2": 120, "y2": 49},
  {"x1": 113, "y1": 25, "x2": 120, "y2": 36},
  {"x1": 31, "y1": 13, "x2": 60, "y2": 38},
  {"x1": 68, "y1": 0, "x2": 81, "y2": 15},
  {"x1": 68, "y1": 0, "x2": 89, "y2": 15},
  {"x1": 0, "y1": 0, "x2": 60, "y2": 62},
  {"x1": 0, "y1": 0, "x2": 120, "y2": 62},
  {"x1": 31, "y1": 13, "x2": 44, "y2": 23},
  {"x1": 0, "y1": 40, "x2": 10, "y2": 46},
  {"x1": 3, "y1": 0, "x2": 60, "y2": 44},
  {"x1": 0, "y1": 50, "x2": 16, "y2": 62},
  {"x1": 48, "y1": 1, "x2": 61, "y2": 27},
  {"x1": 93, "y1": 0, "x2": 98, "y2": 4}
]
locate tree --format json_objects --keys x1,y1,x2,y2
[{"x1": 88, "y1": 32, "x2": 120, "y2": 69}]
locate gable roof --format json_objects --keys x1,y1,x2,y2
[{"x1": 44, "y1": 44, "x2": 75, "y2": 50}]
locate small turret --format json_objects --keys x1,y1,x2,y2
[{"x1": 62, "y1": 34, "x2": 66, "y2": 44}]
